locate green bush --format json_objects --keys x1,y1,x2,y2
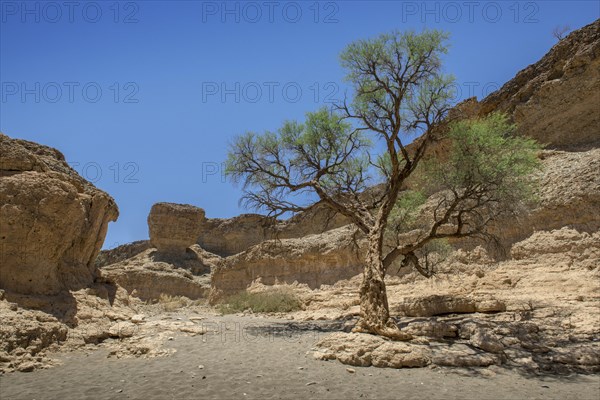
[{"x1": 218, "y1": 288, "x2": 301, "y2": 314}]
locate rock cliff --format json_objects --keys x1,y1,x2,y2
[
  {"x1": 210, "y1": 225, "x2": 364, "y2": 299},
  {"x1": 479, "y1": 19, "x2": 600, "y2": 150},
  {"x1": 0, "y1": 133, "x2": 119, "y2": 295}
]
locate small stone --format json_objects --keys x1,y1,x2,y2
[
  {"x1": 306, "y1": 382, "x2": 317, "y2": 386},
  {"x1": 168, "y1": 337, "x2": 174, "y2": 341},
  {"x1": 198, "y1": 365, "x2": 205, "y2": 369},
  {"x1": 116, "y1": 389, "x2": 123, "y2": 393},
  {"x1": 346, "y1": 368, "x2": 356, "y2": 373},
  {"x1": 131, "y1": 314, "x2": 145, "y2": 323},
  {"x1": 17, "y1": 362, "x2": 35, "y2": 372}
]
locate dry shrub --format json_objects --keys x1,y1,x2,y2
[
  {"x1": 218, "y1": 287, "x2": 301, "y2": 314},
  {"x1": 155, "y1": 294, "x2": 204, "y2": 311}
]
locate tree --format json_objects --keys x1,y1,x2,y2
[
  {"x1": 552, "y1": 25, "x2": 571, "y2": 41},
  {"x1": 226, "y1": 30, "x2": 540, "y2": 339}
]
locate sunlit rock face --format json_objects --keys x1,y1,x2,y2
[
  {"x1": 148, "y1": 202, "x2": 205, "y2": 255},
  {"x1": 0, "y1": 133, "x2": 119, "y2": 295}
]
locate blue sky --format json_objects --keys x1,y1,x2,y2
[{"x1": 1, "y1": 1, "x2": 598, "y2": 249}]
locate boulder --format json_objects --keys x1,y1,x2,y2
[
  {"x1": 313, "y1": 332, "x2": 431, "y2": 368},
  {"x1": 0, "y1": 133, "x2": 119, "y2": 295},
  {"x1": 148, "y1": 203, "x2": 205, "y2": 254},
  {"x1": 469, "y1": 329, "x2": 505, "y2": 354},
  {"x1": 393, "y1": 295, "x2": 506, "y2": 317}
]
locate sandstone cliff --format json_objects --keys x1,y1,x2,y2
[
  {"x1": 478, "y1": 19, "x2": 599, "y2": 150},
  {"x1": 210, "y1": 225, "x2": 364, "y2": 299},
  {"x1": 206, "y1": 20, "x2": 600, "y2": 298},
  {"x1": 197, "y1": 203, "x2": 350, "y2": 257},
  {"x1": 0, "y1": 133, "x2": 119, "y2": 295},
  {"x1": 100, "y1": 246, "x2": 212, "y2": 301}
]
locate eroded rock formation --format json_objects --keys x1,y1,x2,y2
[
  {"x1": 100, "y1": 246, "x2": 213, "y2": 301},
  {"x1": 433, "y1": 147, "x2": 600, "y2": 254},
  {"x1": 197, "y1": 203, "x2": 350, "y2": 257},
  {"x1": 148, "y1": 203, "x2": 205, "y2": 255},
  {"x1": 478, "y1": 19, "x2": 600, "y2": 150},
  {"x1": 0, "y1": 133, "x2": 119, "y2": 295},
  {"x1": 210, "y1": 225, "x2": 364, "y2": 299}
]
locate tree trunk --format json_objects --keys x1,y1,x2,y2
[{"x1": 353, "y1": 232, "x2": 412, "y2": 340}]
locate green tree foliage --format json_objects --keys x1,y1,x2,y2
[{"x1": 225, "y1": 29, "x2": 540, "y2": 338}]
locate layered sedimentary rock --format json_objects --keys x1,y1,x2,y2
[
  {"x1": 301, "y1": 226, "x2": 599, "y2": 371},
  {"x1": 210, "y1": 225, "x2": 364, "y2": 299},
  {"x1": 209, "y1": 145, "x2": 600, "y2": 297},
  {"x1": 99, "y1": 243, "x2": 219, "y2": 301},
  {"x1": 0, "y1": 133, "x2": 119, "y2": 295},
  {"x1": 100, "y1": 249, "x2": 211, "y2": 301},
  {"x1": 433, "y1": 148, "x2": 600, "y2": 253},
  {"x1": 198, "y1": 203, "x2": 351, "y2": 257},
  {"x1": 493, "y1": 148, "x2": 600, "y2": 247},
  {"x1": 478, "y1": 19, "x2": 600, "y2": 150},
  {"x1": 148, "y1": 203, "x2": 205, "y2": 254},
  {"x1": 95, "y1": 240, "x2": 151, "y2": 268}
]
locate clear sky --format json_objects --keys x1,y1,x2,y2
[{"x1": 1, "y1": 1, "x2": 598, "y2": 249}]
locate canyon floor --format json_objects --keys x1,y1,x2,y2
[{"x1": 1, "y1": 311, "x2": 599, "y2": 400}]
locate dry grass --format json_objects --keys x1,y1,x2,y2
[
  {"x1": 154, "y1": 294, "x2": 205, "y2": 312},
  {"x1": 218, "y1": 288, "x2": 302, "y2": 314}
]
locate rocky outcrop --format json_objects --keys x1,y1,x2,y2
[
  {"x1": 511, "y1": 227, "x2": 600, "y2": 264},
  {"x1": 148, "y1": 203, "x2": 205, "y2": 255},
  {"x1": 210, "y1": 145, "x2": 600, "y2": 297},
  {"x1": 314, "y1": 332, "x2": 431, "y2": 368},
  {"x1": 0, "y1": 133, "x2": 119, "y2": 295},
  {"x1": 100, "y1": 248, "x2": 212, "y2": 301},
  {"x1": 408, "y1": 19, "x2": 599, "y2": 165},
  {"x1": 478, "y1": 19, "x2": 600, "y2": 150},
  {"x1": 95, "y1": 240, "x2": 151, "y2": 268},
  {"x1": 210, "y1": 225, "x2": 364, "y2": 299},
  {"x1": 393, "y1": 294, "x2": 506, "y2": 317},
  {"x1": 458, "y1": 148, "x2": 600, "y2": 253},
  {"x1": 0, "y1": 280, "x2": 139, "y2": 373},
  {"x1": 198, "y1": 203, "x2": 350, "y2": 257},
  {"x1": 0, "y1": 298, "x2": 68, "y2": 372},
  {"x1": 410, "y1": 147, "x2": 600, "y2": 256}
]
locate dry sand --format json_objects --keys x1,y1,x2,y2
[{"x1": 1, "y1": 314, "x2": 598, "y2": 400}]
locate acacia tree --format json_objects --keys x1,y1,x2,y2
[{"x1": 226, "y1": 30, "x2": 539, "y2": 339}]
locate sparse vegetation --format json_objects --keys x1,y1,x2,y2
[
  {"x1": 154, "y1": 294, "x2": 205, "y2": 312},
  {"x1": 218, "y1": 288, "x2": 302, "y2": 314},
  {"x1": 552, "y1": 25, "x2": 571, "y2": 41}
]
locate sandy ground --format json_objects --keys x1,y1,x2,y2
[{"x1": 1, "y1": 314, "x2": 598, "y2": 400}]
